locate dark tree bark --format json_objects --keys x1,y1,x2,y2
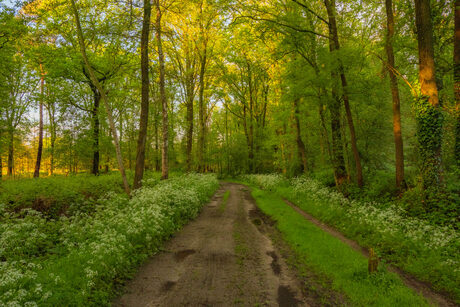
[
  {"x1": 294, "y1": 98, "x2": 308, "y2": 173},
  {"x1": 329, "y1": 84, "x2": 347, "y2": 186},
  {"x1": 34, "y1": 64, "x2": 45, "y2": 178},
  {"x1": 385, "y1": 0, "x2": 405, "y2": 189},
  {"x1": 7, "y1": 129, "x2": 13, "y2": 176},
  {"x1": 133, "y1": 0, "x2": 152, "y2": 189},
  {"x1": 89, "y1": 85, "x2": 101, "y2": 175},
  {"x1": 414, "y1": 0, "x2": 443, "y2": 189},
  {"x1": 186, "y1": 85, "x2": 194, "y2": 172},
  {"x1": 155, "y1": 0, "x2": 168, "y2": 180},
  {"x1": 454, "y1": 0, "x2": 460, "y2": 166},
  {"x1": 324, "y1": 0, "x2": 363, "y2": 187},
  {"x1": 197, "y1": 47, "x2": 207, "y2": 172}
]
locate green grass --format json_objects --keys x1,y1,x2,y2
[
  {"x1": 219, "y1": 190, "x2": 230, "y2": 213},
  {"x1": 250, "y1": 186, "x2": 430, "y2": 307}
]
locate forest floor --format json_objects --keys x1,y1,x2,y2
[{"x1": 113, "y1": 182, "x2": 311, "y2": 306}]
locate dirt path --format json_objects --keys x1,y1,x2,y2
[{"x1": 113, "y1": 183, "x2": 308, "y2": 307}]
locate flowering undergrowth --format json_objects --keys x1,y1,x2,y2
[
  {"x1": 242, "y1": 174, "x2": 460, "y2": 302},
  {"x1": 0, "y1": 173, "x2": 218, "y2": 306}
]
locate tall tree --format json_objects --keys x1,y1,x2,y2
[
  {"x1": 133, "y1": 0, "x2": 152, "y2": 189},
  {"x1": 384, "y1": 0, "x2": 405, "y2": 189},
  {"x1": 324, "y1": 0, "x2": 363, "y2": 187},
  {"x1": 414, "y1": 0, "x2": 443, "y2": 190},
  {"x1": 155, "y1": 0, "x2": 168, "y2": 180},
  {"x1": 293, "y1": 98, "x2": 307, "y2": 173},
  {"x1": 69, "y1": 0, "x2": 130, "y2": 194},
  {"x1": 454, "y1": 0, "x2": 460, "y2": 167},
  {"x1": 33, "y1": 63, "x2": 45, "y2": 177}
]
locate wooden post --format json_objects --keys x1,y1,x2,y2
[{"x1": 368, "y1": 248, "x2": 379, "y2": 273}]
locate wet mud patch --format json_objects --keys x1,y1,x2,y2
[
  {"x1": 267, "y1": 251, "x2": 281, "y2": 275},
  {"x1": 161, "y1": 281, "x2": 176, "y2": 292},
  {"x1": 278, "y1": 285, "x2": 301, "y2": 307},
  {"x1": 174, "y1": 249, "x2": 196, "y2": 262},
  {"x1": 249, "y1": 207, "x2": 276, "y2": 227}
]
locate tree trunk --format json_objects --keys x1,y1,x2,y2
[
  {"x1": 90, "y1": 85, "x2": 100, "y2": 175},
  {"x1": 155, "y1": 0, "x2": 168, "y2": 180},
  {"x1": 198, "y1": 47, "x2": 207, "y2": 172},
  {"x1": 186, "y1": 94, "x2": 193, "y2": 172},
  {"x1": 50, "y1": 134, "x2": 55, "y2": 175},
  {"x1": 70, "y1": 0, "x2": 130, "y2": 194},
  {"x1": 385, "y1": 0, "x2": 405, "y2": 189},
  {"x1": 414, "y1": 0, "x2": 443, "y2": 189},
  {"x1": 47, "y1": 102, "x2": 56, "y2": 176},
  {"x1": 133, "y1": 0, "x2": 151, "y2": 189},
  {"x1": 294, "y1": 98, "x2": 308, "y2": 173},
  {"x1": 8, "y1": 130, "x2": 13, "y2": 176},
  {"x1": 454, "y1": 0, "x2": 460, "y2": 167},
  {"x1": 324, "y1": 0, "x2": 363, "y2": 187},
  {"x1": 34, "y1": 64, "x2": 45, "y2": 178}
]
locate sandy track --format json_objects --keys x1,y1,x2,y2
[{"x1": 113, "y1": 183, "x2": 308, "y2": 307}]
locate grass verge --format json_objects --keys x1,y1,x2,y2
[
  {"x1": 219, "y1": 190, "x2": 230, "y2": 213},
  {"x1": 250, "y1": 186, "x2": 430, "y2": 307}
]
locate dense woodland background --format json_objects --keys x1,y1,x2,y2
[{"x1": 0, "y1": 0, "x2": 459, "y2": 219}]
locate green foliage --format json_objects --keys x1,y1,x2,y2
[
  {"x1": 0, "y1": 173, "x2": 219, "y2": 306},
  {"x1": 0, "y1": 173, "x2": 126, "y2": 218}
]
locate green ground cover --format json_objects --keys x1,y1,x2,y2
[
  {"x1": 242, "y1": 174, "x2": 460, "y2": 304},
  {"x1": 250, "y1": 185, "x2": 430, "y2": 306},
  {"x1": 0, "y1": 173, "x2": 219, "y2": 306}
]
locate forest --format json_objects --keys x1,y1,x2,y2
[{"x1": 0, "y1": 0, "x2": 459, "y2": 306}]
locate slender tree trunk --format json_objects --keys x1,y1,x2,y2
[
  {"x1": 294, "y1": 98, "x2": 308, "y2": 173},
  {"x1": 325, "y1": 28, "x2": 347, "y2": 187},
  {"x1": 186, "y1": 94, "x2": 193, "y2": 171},
  {"x1": 8, "y1": 130, "x2": 13, "y2": 176},
  {"x1": 47, "y1": 104, "x2": 56, "y2": 176},
  {"x1": 454, "y1": 0, "x2": 460, "y2": 167},
  {"x1": 50, "y1": 134, "x2": 55, "y2": 175},
  {"x1": 155, "y1": 0, "x2": 168, "y2": 180},
  {"x1": 198, "y1": 48, "x2": 207, "y2": 172},
  {"x1": 154, "y1": 109, "x2": 160, "y2": 171},
  {"x1": 90, "y1": 86, "x2": 100, "y2": 175},
  {"x1": 385, "y1": 0, "x2": 405, "y2": 189},
  {"x1": 414, "y1": 0, "x2": 443, "y2": 190},
  {"x1": 34, "y1": 64, "x2": 45, "y2": 178},
  {"x1": 324, "y1": 0, "x2": 363, "y2": 187},
  {"x1": 70, "y1": 0, "x2": 130, "y2": 194},
  {"x1": 133, "y1": 0, "x2": 152, "y2": 189}
]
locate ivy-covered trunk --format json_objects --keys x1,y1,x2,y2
[
  {"x1": 454, "y1": 0, "x2": 460, "y2": 167},
  {"x1": 414, "y1": 0, "x2": 443, "y2": 190}
]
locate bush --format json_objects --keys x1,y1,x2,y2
[{"x1": 0, "y1": 173, "x2": 127, "y2": 218}]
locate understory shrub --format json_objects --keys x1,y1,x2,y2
[
  {"x1": 0, "y1": 173, "x2": 218, "y2": 306},
  {"x1": 0, "y1": 173, "x2": 127, "y2": 218}
]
